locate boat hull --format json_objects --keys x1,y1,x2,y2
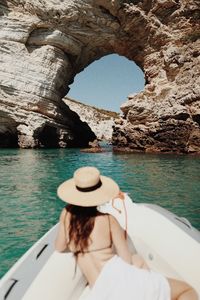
[{"x1": 0, "y1": 194, "x2": 200, "y2": 299}]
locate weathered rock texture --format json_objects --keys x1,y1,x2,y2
[
  {"x1": 64, "y1": 97, "x2": 119, "y2": 140},
  {"x1": 0, "y1": 0, "x2": 199, "y2": 151}
]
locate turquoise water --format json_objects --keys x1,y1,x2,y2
[{"x1": 0, "y1": 148, "x2": 200, "y2": 278}]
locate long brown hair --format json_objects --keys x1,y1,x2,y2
[{"x1": 66, "y1": 204, "x2": 101, "y2": 253}]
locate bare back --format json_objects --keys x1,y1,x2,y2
[
  {"x1": 55, "y1": 209, "x2": 132, "y2": 287},
  {"x1": 72, "y1": 215, "x2": 114, "y2": 286}
]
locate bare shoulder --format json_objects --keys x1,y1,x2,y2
[
  {"x1": 97, "y1": 214, "x2": 117, "y2": 221},
  {"x1": 108, "y1": 214, "x2": 120, "y2": 225},
  {"x1": 108, "y1": 215, "x2": 125, "y2": 235},
  {"x1": 95, "y1": 213, "x2": 113, "y2": 225},
  {"x1": 59, "y1": 207, "x2": 68, "y2": 223}
]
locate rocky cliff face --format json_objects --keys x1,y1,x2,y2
[
  {"x1": 112, "y1": 2, "x2": 200, "y2": 154},
  {"x1": 64, "y1": 97, "x2": 119, "y2": 140},
  {"x1": 0, "y1": 0, "x2": 199, "y2": 152}
]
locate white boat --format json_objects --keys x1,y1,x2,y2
[{"x1": 0, "y1": 194, "x2": 200, "y2": 300}]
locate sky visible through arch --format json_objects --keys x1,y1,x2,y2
[{"x1": 67, "y1": 54, "x2": 145, "y2": 113}]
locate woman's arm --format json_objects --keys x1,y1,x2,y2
[
  {"x1": 110, "y1": 215, "x2": 132, "y2": 264},
  {"x1": 110, "y1": 215, "x2": 149, "y2": 269},
  {"x1": 55, "y1": 208, "x2": 68, "y2": 252}
]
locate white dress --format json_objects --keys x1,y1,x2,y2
[{"x1": 85, "y1": 255, "x2": 171, "y2": 300}]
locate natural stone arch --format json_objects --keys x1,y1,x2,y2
[{"x1": 0, "y1": 0, "x2": 199, "y2": 152}]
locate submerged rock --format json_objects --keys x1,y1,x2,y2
[
  {"x1": 80, "y1": 148, "x2": 103, "y2": 153},
  {"x1": 80, "y1": 139, "x2": 104, "y2": 153}
]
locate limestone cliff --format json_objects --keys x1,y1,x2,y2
[
  {"x1": 0, "y1": 0, "x2": 199, "y2": 152},
  {"x1": 64, "y1": 97, "x2": 119, "y2": 141}
]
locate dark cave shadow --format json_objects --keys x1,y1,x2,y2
[{"x1": 0, "y1": 0, "x2": 10, "y2": 16}]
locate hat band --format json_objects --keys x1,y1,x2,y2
[{"x1": 76, "y1": 180, "x2": 102, "y2": 192}]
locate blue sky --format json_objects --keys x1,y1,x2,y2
[{"x1": 67, "y1": 54, "x2": 145, "y2": 112}]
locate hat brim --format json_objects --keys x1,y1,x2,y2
[{"x1": 57, "y1": 175, "x2": 119, "y2": 207}]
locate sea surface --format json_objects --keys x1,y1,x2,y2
[{"x1": 0, "y1": 148, "x2": 200, "y2": 278}]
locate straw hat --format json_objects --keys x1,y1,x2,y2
[{"x1": 57, "y1": 166, "x2": 119, "y2": 207}]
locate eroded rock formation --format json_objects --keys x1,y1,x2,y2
[
  {"x1": 0, "y1": 0, "x2": 199, "y2": 152},
  {"x1": 64, "y1": 97, "x2": 119, "y2": 141}
]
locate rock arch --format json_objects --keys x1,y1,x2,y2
[{"x1": 0, "y1": 0, "x2": 199, "y2": 152}]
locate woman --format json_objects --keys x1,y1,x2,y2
[{"x1": 55, "y1": 166, "x2": 198, "y2": 300}]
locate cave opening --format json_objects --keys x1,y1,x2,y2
[
  {"x1": 0, "y1": 114, "x2": 18, "y2": 148},
  {"x1": 67, "y1": 54, "x2": 145, "y2": 113},
  {"x1": 37, "y1": 124, "x2": 59, "y2": 148},
  {"x1": 65, "y1": 54, "x2": 145, "y2": 142}
]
